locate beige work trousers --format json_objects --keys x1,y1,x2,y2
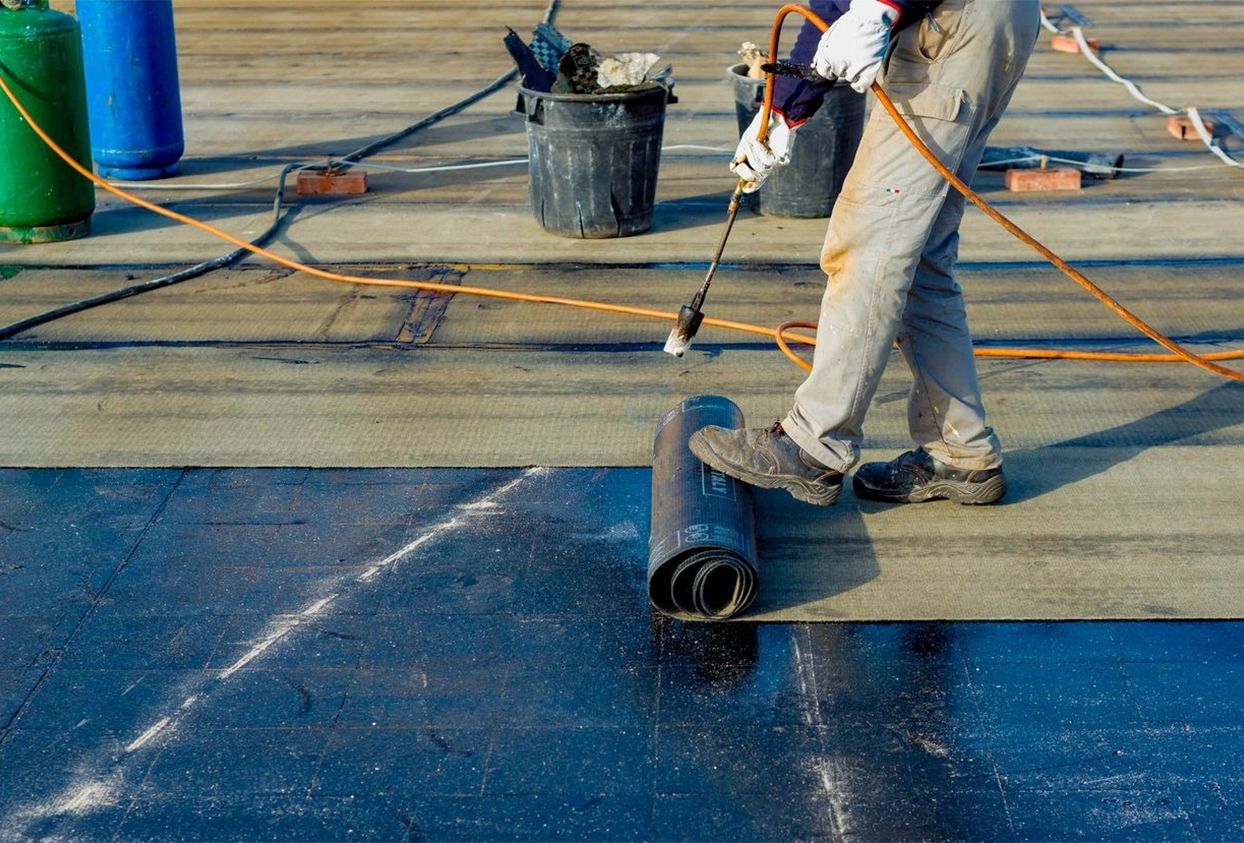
[{"x1": 782, "y1": 0, "x2": 1041, "y2": 472}]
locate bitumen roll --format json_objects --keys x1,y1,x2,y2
[{"x1": 648, "y1": 395, "x2": 759, "y2": 621}]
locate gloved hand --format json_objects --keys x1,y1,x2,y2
[
  {"x1": 730, "y1": 110, "x2": 795, "y2": 193},
  {"x1": 813, "y1": 0, "x2": 900, "y2": 93}
]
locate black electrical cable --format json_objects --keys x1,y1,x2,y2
[
  {"x1": 319, "y1": 7, "x2": 561, "y2": 169},
  {"x1": 330, "y1": 0, "x2": 560, "y2": 167},
  {"x1": 0, "y1": 164, "x2": 298, "y2": 341},
  {"x1": 332, "y1": 75, "x2": 525, "y2": 169},
  {"x1": 0, "y1": 0, "x2": 560, "y2": 341}
]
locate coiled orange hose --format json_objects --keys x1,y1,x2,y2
[{"x1": 0, "y1": 6, "x2": 1239, "y2": 382}]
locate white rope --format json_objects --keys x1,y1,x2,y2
[
  {"x1": 109, "y1": 159, "x2": 528, "y2": 190},
  {"x1": 1069, "y1": 27, "x2": 1180, "y2": 116},
  {"x1": 987, "y1": 155, "x2": 1045, "y2": 167},
  {"x1": 1187, "y1": 107, "x2": 1244, "y2": 169},
  {"x1": 1044, "y1": 26, "x2": 1244, "y2": 171},
  {"x1": 661, "y1": 144, "x2": 734, "y2": 153},
  {"x1": 110, "y1": 166, "x2": 313, "y2": 191},
  {"x1": 1081, "y1": 160, "x2": 1218, "y2": 173},
  {"x1": 346, "y1": 158, "x2": 528, "y2": 174},
  {"x1": 986, "y1": 154, "x2": 1221, "y2": 174},
  {"x1": 105, "y1": 145, "x2": 739, "y2": 191}
]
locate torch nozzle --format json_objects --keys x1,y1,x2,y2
[{"x1": 663, "y1": 304, "x2": 706, "y2": 358}]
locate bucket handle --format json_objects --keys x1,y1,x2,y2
[{"x1": 514, "y1": 92, "x2": 545, "y2": 126}]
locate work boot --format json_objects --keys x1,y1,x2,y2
[
  {"x1": 852, "y1": 448, "x2": 1007, "y2": 505},
  {"x1": 688, "y1": 421, "x2": 843, "y2": 507}
]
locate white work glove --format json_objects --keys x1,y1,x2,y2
[
  {"x1": 730, "y1": 110, "x2": 795, "y2": 193},
  {"x1": 813, "y1": 0, "x2": 900, "y2": 93}
]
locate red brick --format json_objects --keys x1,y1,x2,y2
[
  {"x1": 1005, "y1": 168, "x2": 1082, "y2": 192},
  {"x1": 1167, "y1": 114, "x2": 1215, "y2": 141},
  {"x1": 296, "y1": 170, "x2": 368, "y2": 196},
  {"x1": 1051, "y1": 34, "x2": 1099, "y2": 54}
]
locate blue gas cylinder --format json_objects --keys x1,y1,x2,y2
[{"x1": 76, "y1": 0, "x2": 185, "y2": 180}]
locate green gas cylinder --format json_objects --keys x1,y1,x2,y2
[{"x1": 0, "y1": 0, "x2": 95, "y2": 244}]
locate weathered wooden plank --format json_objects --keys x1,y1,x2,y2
[
  {"x1": 0, "y1": 267, "x2": 412, "y2": 344},
  {"x1": 0, "y1": 345, "x2": 1240, "y2": 467},
  {"x1": 9, "y1": 194, "x2": 1237, "y2": 267},
  {"x1": 161, "y1": 76, "x2": 1244, "y2": 117},
  {"x1": 421, "y1": 263, "x2": 1244, "y2": 346},
  {"x1": 3, "y1": 262, "x2": 1240, "y2": 349},
  {"x1": 752, "y1": 441, "x2": 1244, "y2": 621},
  {"x1": 3, "y1": 257, "x2": 1241, "y2": 352},
  {"x1": 144, "y1": 111, "x2": 1179, "y2": 163}
]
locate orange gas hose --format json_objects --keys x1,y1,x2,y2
[
  {"x1": 0, "y1": 72, "x2": 788, "y2": 343},
  {"x1": 767, "y1": 3, "x2": 1243, "y2": 380},
  {"x1": 0, "y1": 13, "x2": 1240, "y2": 382}
]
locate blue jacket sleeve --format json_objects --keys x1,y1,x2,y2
[
  {"x1": 771, "y1": 0, "x2": 941, "y2": 125},
  {"x1": 770, "y1": 0, "x2": 848, "y2": 126}
]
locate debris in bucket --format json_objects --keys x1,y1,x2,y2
[
  {"x1": 738, "y1": 42, "x2": 767, "y2": 79},
  {"x1": 503, "y1": 28, "x2": 555, "y2": 91},
  {"x1": 530, "y1": 22, "x2": 573, "y2": 76},
  {"x1": 554, "y1": 43, "x2": 604, "y2": 94},
  {"x1": 597, "y1": 52, "x2": 663, "y2": 89},
  {"x1": 503, "y1": 23, "x2": 674, "y2": 96}
]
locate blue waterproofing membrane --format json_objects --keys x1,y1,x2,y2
[{"x1": 2, "y1": 468, "x2": 1244, "y2": 841}]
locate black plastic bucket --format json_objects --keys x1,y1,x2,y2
[
  {"x1": 729, "y1": 64, "x2": 865, "y2": 218},
  {"x1": 515, "y1": 84, "x2": 671, "y2": 238}
]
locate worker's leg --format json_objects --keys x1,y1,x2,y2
[
  {"x1": 897, "y1": 201, "x2": 999, "y2": 469},
  {"x1": 899, "y1": 5, "x2": 1039, "y2": 470},
  {"x1": 781, "y1": 0, "x2": 1040, "y2": 472},
  {"x1": 896, "y1": 127, "x2": 1008, "y2": 469}
]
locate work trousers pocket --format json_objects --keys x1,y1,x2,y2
[
  {"x1": 892, "y1": 0, "x2": 970, "y2": 67},
  {"x1": 839, "y1": 80, "x2": 971, "y2": 205}
]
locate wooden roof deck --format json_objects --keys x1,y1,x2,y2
[{"x1": 0, "y1": 0, "x2": 1241, "y2": 618}]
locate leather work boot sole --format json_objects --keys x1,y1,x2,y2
[
  {"x1": 852, "y1": 448, "x2": 1007, "y2": 505},
  {"x1": 688, "y1": 421, "x2": 843, "y2": 507}
]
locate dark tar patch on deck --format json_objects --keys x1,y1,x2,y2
[{"x1": 2, "y1": 468, "x2": 1244, "y2": 841}]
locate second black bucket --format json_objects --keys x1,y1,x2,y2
[
  {"x1": 730, "y1": 64, "x2": 865, "y2": 218},
  {"x1": 516, "y1": 84, "x2": 672, "y2": 238}
]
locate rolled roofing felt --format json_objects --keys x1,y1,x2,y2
[{"x1": 648, "y1": 395, "x2": 759, "y2": 621}]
